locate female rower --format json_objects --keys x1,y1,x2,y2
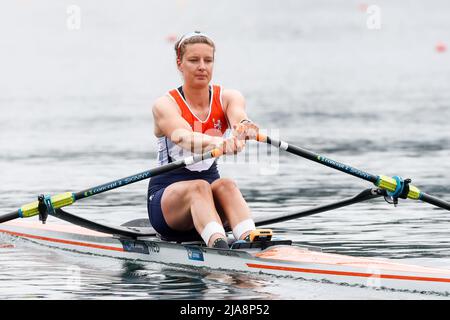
[{"x1": 148, "y1": 31, "x2": 259, "y2": 249}]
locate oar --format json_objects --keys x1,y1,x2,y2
[
  {"x1": 0, "y1": 148, "x2": 224, "y2": 224},
  {"x1": 256, "y1": 134, "x2": 450, "y2": 211}
]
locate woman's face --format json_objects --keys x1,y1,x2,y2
[{"x1": 178, "y1": 43, "x2": 214, "y2": 88}]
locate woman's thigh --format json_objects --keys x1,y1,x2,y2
[{"x1": 160, "y1": 179, "x2": 213, "y2": 230}]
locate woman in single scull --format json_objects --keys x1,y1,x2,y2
[{"x1": 148, "y1": 31, "x2": 259, "y2": 249}]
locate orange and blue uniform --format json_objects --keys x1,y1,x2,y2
[{"x1": 147, "y1": 85, "x2": 229, "y2": 240}]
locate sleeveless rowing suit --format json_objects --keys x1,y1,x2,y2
[{"x1": 147, "y1": 85, "x2": 230, "y2": 241}]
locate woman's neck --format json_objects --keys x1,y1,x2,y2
[{"x1": 182, "y1": 84, "x2": 210, "y2": 109}]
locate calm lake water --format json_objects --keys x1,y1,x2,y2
[{"x1": 1, "y1": 0, "x2": 450, "y2": 300}]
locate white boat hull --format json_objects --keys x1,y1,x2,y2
[{"x1": 1, "y1": 220, "x2": 450, "y2": 294}]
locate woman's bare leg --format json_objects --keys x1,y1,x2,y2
[
  {"x1": 211, "y1": 178, "x2": 254, "y2": 240},
  {"x1": 161, "y1": 179, "x2": 226, "y2": 246}
]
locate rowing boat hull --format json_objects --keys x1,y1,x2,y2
[{"x1": 1, "y1": 220, "x2": 450, "y2": 294}]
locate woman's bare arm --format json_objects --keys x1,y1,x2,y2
[{"x1": 152, "y1": 96, "x2": 222, "y2": 153}]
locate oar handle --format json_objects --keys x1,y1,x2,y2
[{"x1": 0, "y1": 148, "x2": 224, "y2": 223}]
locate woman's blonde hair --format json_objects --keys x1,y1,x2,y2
[{"x1": 175, "y1": 31, "x2": 215, "y2": 61}]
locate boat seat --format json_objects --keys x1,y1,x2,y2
[
  {"x1": 122, "y1": 218, "x2": 203, "y2": 243},
  {"x1": 157, "y1": 232, "x2": 203, "y2": 243}
]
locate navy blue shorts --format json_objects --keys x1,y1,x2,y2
[{"x1": 147, "y1": 165, "x2": 220, "y2": 242}]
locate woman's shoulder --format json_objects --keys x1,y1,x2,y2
[
  {"x1": 153, "y1": 94, "x2": 172, "y2": 106},
  {"x1": 221, "y1": 87, "x2": 245, "y2": 105},
  {"x1": 152, "y1": 94, "x2": 180, "y2": 115}
]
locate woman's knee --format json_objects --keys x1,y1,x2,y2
[
  {"x1": 211, "y1": 178, "x2": 238, "y2": 194},
  {"x1": 189, "y1": 179, "x2": 213, "y2": 199}
]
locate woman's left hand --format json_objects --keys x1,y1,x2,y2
[{"x1": 233, "y1": 121, "x2": 259, "y2": 141}]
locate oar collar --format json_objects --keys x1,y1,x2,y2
[
  {"x1": 37, "y1": 194, "x2": 55, "y2": 224},
  {"x1": 383, "y1": 176, "x2": 411, "y2": 206}
]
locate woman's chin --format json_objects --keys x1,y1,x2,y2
[{"x1": 190, "y1": 78, "x2": 210, "y2": 88}]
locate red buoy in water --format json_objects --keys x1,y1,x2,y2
[
  {"x1": 166, "y1": 34, "x2": 178, "y2": 43},
  {"x1": 435, "y1": 42, "x2": 447, "y2": 53},
  {"x1": 358, "y1": 3, "x2": 369, "y2": 12}
]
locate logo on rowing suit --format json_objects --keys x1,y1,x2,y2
[{"x1": 213, "y1": 118, "x2": 222, "y2": 131}]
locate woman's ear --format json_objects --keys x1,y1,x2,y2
[{"x1": 176, "y1": 58, "x2": 183, "y2": 72}]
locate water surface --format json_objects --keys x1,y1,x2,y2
[{"x1": 1, "y1": 0, "x2": 450, "y2": 299}]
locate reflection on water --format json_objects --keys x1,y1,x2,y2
[{"x1": 89, "y1": 259, "x2": 279, "y2": 299}]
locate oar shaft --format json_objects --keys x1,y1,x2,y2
[
  {"x1": 74, "y1": 149, "x2": 221, "y2": 202},
  {"x1": 0, "y1": 210, "x2": 20, "y2": 224},
  {"x1": 74, "y1": 157, "x2": 201, "y2": 200},
  {"x1": 420, "y1": 193, "x2": 450, "y2": 211},
  {"x1": 261, "y1": 135, "x2": 379, "y2": 183},
  {"x1": 1, "y1": 149, "x2": 223, "y2": 223},
  {"x1": 258, "y1": 134, "x2": 450, "y2": 211}
]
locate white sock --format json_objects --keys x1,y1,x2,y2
[
  {"x1": 200, "y1": 221, "x2": 226, "y2": 245},
  {"x1": 232, "y1": 219, "x2": 256, "y2": 240}
]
